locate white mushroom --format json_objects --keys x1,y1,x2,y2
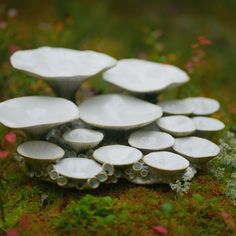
[
  {"x1": 158, "y1": 99, "x2": 194, "y2": 115},
  {"x1": 156, "y1": 115, "x2": 196, "y2": 136},
  {"x1": 0, "y1": 96, "x2": 79, "y2": 136},
  {"x1": 53, "y1": 158, "x2": 102, "y2": 179},
  {"x1": 63, "y1": 128, "x2": 104, "y2": 152},
  {"x1": 184, "y1": 97, "x2": 220, "y2": 115},
  {"x1": 143, "y1": 151, "x2": 189, "y2": 173},
  {"x1": 103, "y1": 59, "x2": 189, "y2": 93},
  {"x1": 192, "y1": 116, "x2": 225, "y2": 132},
  {"x1": 128, "y1": 131, "x2": 175, "y2": 151},
  {"x1": 93, "y1": 145, "x2": 143, "y2": 166},
  {"x1": 79, "y1": 94, "x2": 163, "y2": 130},
  {"x1": 10, "y1": 47, "x2": 116, "y2": 99},
  {"x1": 173, "y1": 136, "x2": 220, "y2": 163}
]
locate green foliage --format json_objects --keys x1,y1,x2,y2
[{"x1": 56, "y1": 195, "x2": 121, "y2": 235}]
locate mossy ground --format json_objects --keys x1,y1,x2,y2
[{"x1": 0, "y1": 1, "x2": 236, "y2": 235}]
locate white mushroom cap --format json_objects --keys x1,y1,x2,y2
[
  {"x1": 53, "y1": 158, "x2": 102, "y2": 179},
  {"x1": 184, "y1": 97, "x2": 220, "y2": 115},
  {"x1": 143, "y1": 151, "x2": 189, "y2": 172},
  {"x1": 0, "y1": 96, "x2": 79, "y2": 135},
  {"x1": 103, "y1": 59, "x2": 189, "y2": 93},
  {"x1": 128, "y1": 131, "x2": 175, "y2": 151},
  {"x1": 79, "y1": 94, "x2": 163, "y2": 130},
  {"x1": 93, "y1": 145, "x2": 143, "y2": 166},
  {"x1": 158, "y1": 99, "x2": 194, "y2": 115},
  {"x1": 192, "y1": 117, "x2": 225, "y2": 132},
  {"x1": 63, "y1": 128, "x2": 104, "y2": 151},
  {"x1": 10, "y1": 47, "x2": 116, "y2": 79},
  {"x1": 17, "y1": 141, "x2": 64, "y2": 161},
  {"x1": 156, "y1": 115, "x2": 196, "y2": 136},
  {"x1": 173, "y1": 136, "x2": 220, "y2": 161}
]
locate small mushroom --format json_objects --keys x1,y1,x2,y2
[
  {"x1": 143, "y1": 151, "x2": 189, "y2": 174},
  {"x1": 173, "y1": 136, "x2": 220, "y2": 164},
  {"x1": 192, "y1": 116, "x2": 225, "y2": 132},
  {"x1": 17, "y1": 141, "x2": 64, "y2": 169},
  {"x1": 184, "y1": 97, "x2": 220, "y2": 115},
  {"x1": 128, "y1": 130, "x2": 175, "y2": 151},
  {"x1": 63, "y1": 128, "x2": 104, "y2": 152},
  {"x1": 93, "y1": 145, "x2": 143, "y2": 167},
  {"x1": 158, "y1": 99, "x2": 194, "y2": 115},
  {"x1": 53, "y1": 157, "x2": 102, "y2": 180},
  {"x1": 156, "y1": 115, "x2": 196, "y2": 136}
]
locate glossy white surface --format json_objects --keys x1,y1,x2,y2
[
  {"x1": 79, "y1": 94, "x2": 163, "y2": 130},
  {"x1": 0, "y1": 96, "x2": 79, "y2": 134},
  {"x1": 17, "y1": 141, "x2": 64, "y2": 160},
  {"x1": 143, "y1": 151, "x2": 189, "y2": 172},
  {"x1": 103, "y1": 59, "x2": 190, "y2": 93},
  {"x1": 128, "y1": 131, "x2": 175, "y2": 151},
  {"x1": 185, "y1": 97, "x2": 220, "y2": 115},
  {"x1": 173, "y1": 136, "x2": 220, "y2": 159},
  {"x1": 157, "y1": 115, "x2": 196, "y2": 136},
  {"x1": 93, "y1": 145, "x2": 143, "y2": 166},
  {"x1": 53, "y1": 158, "x2": 102, "y2": 179},
  {"x1": 63, "y1": 128, "x2": 104, "y2": 151},
  {"x1": 192, "y1": 117, "x2": 225, "y2": 132},
  {"x1": 158, "y1": 99, "x2": 194, "y2": 115},
  {"x1": 10, "y1": 47, "x2": 116, "y2": 79}
]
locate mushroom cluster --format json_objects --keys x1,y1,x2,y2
[{"x1": 0, "y1": 46, "x2": 224, "y2": 190}]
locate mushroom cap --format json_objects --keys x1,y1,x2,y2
[
  {"x1": 192, "y1": 116, "x2": 225, "y2": 132},
  {"x1": 93, "y1": 145, "x2": 143, "y2": 166},
  {"x1": 143, "y1": 151, "x2": 189, "y2": 172},
  {"x1": 53, "y1": 158, "x2": 102, "y2": 179},
  {"x1": 63, "y1": 128, "x2": 104, "y2": 144},
  {"x1": 10, "y1": 47, "x2": 116, "y2": 79},
  {"x1": 158, "y1": 99, "x2": 194, "y2": 115},
  {"x1": 103, "y1": 59, "x2": 189, "y2": 93},
  {"x1": 173, "y1": 136, "x2": 220, "y2": 159},
  {"x1": 79, "y1": 94, "x2": 163, "y2": 130},
  {"x1": 184, "y1": 97, "x2": 220, "y2": 115},
  {"x1": 17, "y1": 141, "x2": 64, "y2": 161},
  {"x1": 128, "y1": 130, "x2": 175, "y2": 151},
  {"x1": 0, "y1": 96, "x2": 79, "y2": 129},
  {"x1": 156, "y1": 115, "x2": 196, "y2": 136}
]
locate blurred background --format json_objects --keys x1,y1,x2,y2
[{"x1": 0, "y1": 0, "x2": 235, "y2": 122}]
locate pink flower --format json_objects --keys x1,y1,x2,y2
[
  {"x1": 7, "y1": 8, "x2": 18, "y2": 18},
  {"x1": 230, "y1": 107, "x2": 236, "y2": 114},
  {"x1": 198, "y1": 36, "x2": 212, "y2": 45},
  {"x1": 5, "y1": 131, "x2": 17, "y2": 144},
  {"x1": 6, "y1": 228, "x2": 19, "y2": 236},
  {"x1": 153, "y1": 225, "x2": 168, "y2": 235},
  {"x1": 0, "y1": 150, "x2": 9, "y2": 159},
  {"x1": 8, "y1": 44, "x2": 20, "y2": 55},
  {"x1": 0, "y1": 20, "x2": 7, "y2": 29}
]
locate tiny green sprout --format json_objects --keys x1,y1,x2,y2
[
  {"x1": 192, "y1": 193, "x2": 204, "y2": 204},
  {"x1": 161, "y1": 203, "x2": 173, "y2": 215}
]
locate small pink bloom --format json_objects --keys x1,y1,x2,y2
[
  {"x1": 7, "y1": 8, "x2": 18, "y2": 18},
  {"x1": 153, "y1": 225, "x2": 168, "y2": 235},
  {"x1": 0, "y1": 20, "x2": 7, "y2": 29},
  {"x1": 8, "y1": 44, "x2": 20, "y2": 55},
  {"x1": 5, "y1": 131, "x2": 17, "y2": 144},
  {"x1": 6, "y1": 228, "x2": 19, "y2": 236},
  {"x1": 0, "y1": 150, "x2": 9, "y2": 159},
  {"x1": 198, "y1": 35, "x2": 212, "y2": 45},
  {"x1": 230, "y1": 107, "x2": 236, "y2": 114}
]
